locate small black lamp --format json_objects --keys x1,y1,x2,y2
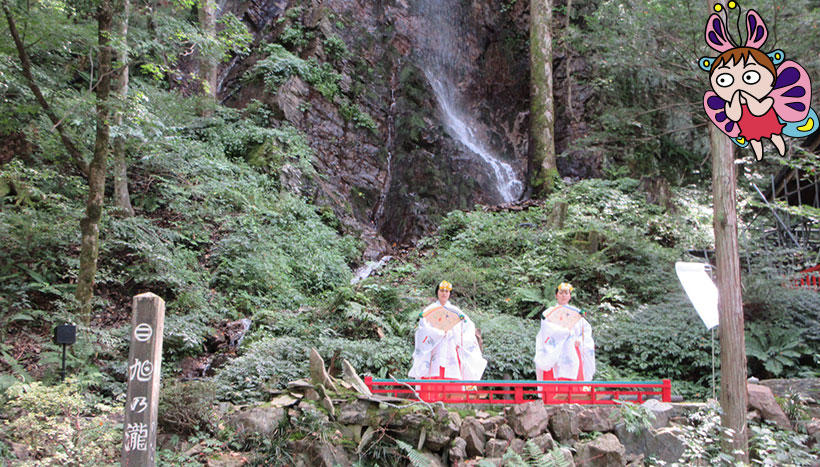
[{"x1": 53, "y1": 323, "x2": 76, "y2": 382}]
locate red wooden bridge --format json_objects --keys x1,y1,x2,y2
[
  {"x1": 791, "y1": 264, "x2": 820, "y2": 290},
  {"x1": 364, "y1": 377, "x2": 672, "y2": 405}
]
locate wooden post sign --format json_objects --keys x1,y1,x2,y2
[{"x1": 121, "y1": 293, "x2": 165, "y2": 467}]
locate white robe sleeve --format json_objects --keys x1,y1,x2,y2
[
  {"x1": 456, "y1": 315, "x2": 487, "y2": 381},
  {"x1": 408, "y1": 317, "x2": 445, "y2": 379},
  {"x1": 534, "y1": 318, "x2": 571, "y2": 378},
  {"x1": 580, "y1": 318, "x2": 596, "y2": 380}
]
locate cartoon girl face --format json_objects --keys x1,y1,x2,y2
[
  {"x1": 699, "y1": 4, "x2": 816, "y2": 159},
  {"x1": 710, "y1": 56, "x2": 775, "y2": 102}
]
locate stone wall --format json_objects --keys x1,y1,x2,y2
[
  {"x1": 222, "y1": 352, "x2": 694, "y2": 466},
  {"x1": 221, "y1": 353, "x2": 813, "y2": 466}
]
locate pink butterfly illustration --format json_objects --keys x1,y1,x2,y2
[{"x1": 699, "y1": 5, "x2": 816, "y2": 160}]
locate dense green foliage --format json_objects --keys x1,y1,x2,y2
[
  {"x1": 1, "y1": 380, "x2": 121, "y2": 464},
  {"x1": 678, "y1": 400, "x2": 818, "y2": 466},
  {"x1": 411, "y1": 179, "x2": 712, "y2": 315}
]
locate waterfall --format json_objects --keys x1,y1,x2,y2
[
  {"x1": 414, "y1": 0, "x2": 523, "y2": 203},
  {"x1": 373, "y1": 63, "x2": 398, "y2": 225}
]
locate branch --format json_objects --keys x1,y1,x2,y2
[
  {"x1": 2, "y1": 0, "x2": 89, "y2": 176},
  {"x1": 384, "y1": 374, "x2": 435, "y2": 416}
]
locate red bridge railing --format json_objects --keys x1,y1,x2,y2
[
  {"x1": 791, "y1": 264, "x2": 820, "y2": 290},
  {"x1": 364, "y1": 377, "x2": 672, "y2": 405}
]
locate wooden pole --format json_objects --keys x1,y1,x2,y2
[
  {"x1": 709, "y1": 99, "x2": 749, "y2": 460},
  {"x1": 121, "y1": 293, "x2": 165, "y2": 467}
]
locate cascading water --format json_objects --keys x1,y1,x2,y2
[{"x1": 414, "y1": 0, "x2": 524, "y2": 203}]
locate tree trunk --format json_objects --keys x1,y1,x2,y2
[
  {"x1": 706, "y1": 0, "x2": 749, "y2": 450},
  {"x1": 710, "y1": 126, "x2": 749, "y2": 462},
  {"x1": 529, "y1": 0, "x2": 557, "y2": 195},
  {"x1": 113, "y1": 0, "x2": 134, "y2": 216},
  {"x1": 76, "y1": 0, "x2": 114, "y2": 323},
  {"x1": 198, "y1": 0, "x2": 217, "y2": 115}
]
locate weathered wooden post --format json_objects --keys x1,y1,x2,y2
[
  {"x1": 706, "y1": 2, "x2": 748, "y2": 459},
  {"x1": 121, "y1": 293, "x2": 165, "y2": 466}
]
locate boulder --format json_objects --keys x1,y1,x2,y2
[
  {"x1": 449, "y1": 437, "x2": 468, "y2": 461},
  {"x1": 479, "y1": 415, "x2": 506, "y2": 438},
  {"x1": 614, "y1": 421, "x2": 646, "y2": 457},
  {"x1": 337, "y1": 400, "x2": 371, "y2": 425},
  {"x1": 228, "y1": 406, "x2": 286, "y2": 437},
  {"x1": 341, "y1": 359, "x2": 372, "y2": 396},
  {"x1": 269, "y1": 393, "x2": 300, "y2": 408},
  {"x1": 578, "y1": 406, "x2": 617, "y2": 432},
  {"x1": 506, "y1": 401, "x2": 549, "y2": 438},
  {"x1": 309, "y1": 348, "x2": 338, "y2": 393},
  {"x1": 758, "y1": 378, "x2": 820, "y2": 407},
  {"x1": 531, "y1": 432, "x2": 555, "y2": 453},
  {"x1": 392, "y1": 410, "x2": 427, "y2": 445},
  {"x1": 642, "y1": 399, "x2": 674, "y2": 429},
  {"x1": 807, "y1": 419, "x2": 820, "y2": 448},
  {"x1": 496, "y1": 423, "x2": 515, "y2": 441},
  {"x1": 616, "y1": 420, "x2": 686, "y2": 463},
  {"x1": 296, "y1": 401, "x2": 330, "y2": 427},
  {"x1": 644, "y1": 426, "x2": 686, "y2": 463},
  {"x1": 748, "y1": 383, "x2": 792, "y2": 430},
  {"x1": 425, "y1": 410, "x2": 461, "y2": 451},
  {"x1": 287, "y1": 379, "x2": 315, "y2": 392},
  {"x1": 460, "y1": 416, "x2": 487, "y2": 458},
  {"x1": 304, "y1": 388, "x2": 320, "y2": 401},
  {"x1": 319, "y1": 394, "x2": 334, "y2": 418},
  {"x1": 289, "y1": 439, "x2": 350, "y2": 467},
  {"x1": 485, "y1": 438, "x2": 509, "y2": 458},
  {"x1": 549, "y1": 406, "x2": 581, "y2": 442},
  {"x1": 575, "y1": 433, "x2": 626, "y2": 467}
]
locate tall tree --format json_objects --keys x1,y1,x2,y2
[
  {"x1": 198, "y1": 0, "x2": 217, "y2": 115},
  {"x1": 75, "y1": 0, "x2": 114, "y2": 322},
  {"x1": 529, "y1": 0, "x2": 557, "y2": 195},
  {"x1": 3, "y1": 0, "x2": 114, "y2": 323},
  {"x1": 112, "y1": 0, "x2": 134, "y2": 216},
  {"x1": 708, "y1": 0, "x2": 749, "y2": 461}
]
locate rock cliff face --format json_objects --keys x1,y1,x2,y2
[
  {"x1": 217, "y1": 0, "x2": 593, "y2": 253},
  {"x1": 217, "y1": 0, "x2": 534, "y2": 253}
]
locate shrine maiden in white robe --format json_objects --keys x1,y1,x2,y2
[
  {"x1": 534, "y1": 305, "x2": 596, "y2": 380},
  {"x1": 408, "y1": 301, "x2": 487, "y2": 380}
]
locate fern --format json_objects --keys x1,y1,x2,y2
[
  {"x1": 502, "y1": 449, "x2": 528, "y2": 467},
  {"x1": 395, "y1": 439, "x2": 432, "y2": 467},
  {"x1": 502, "y1": 441, "x2": 570, "y2": 467},
  {"x1": 343, "y1": 302, "x2": 390, "y2": 332},
  {"x1": 542, "y1": 446, "x2": 571, "y2": 467}
]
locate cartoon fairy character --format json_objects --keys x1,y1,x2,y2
[{"x1": 699, "y1": 2, "x2": 817, "y2": 160}]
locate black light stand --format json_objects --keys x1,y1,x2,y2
[{"x1": 53, "y1": 323, "x2": 76, "y2": 382}]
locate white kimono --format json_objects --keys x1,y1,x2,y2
[
  {"x1": 534, "y1": 305, "x2": 595, "y2": 380},
  {"x1": 408, "y1": 301, "x2": 487, "y2": 380}
]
